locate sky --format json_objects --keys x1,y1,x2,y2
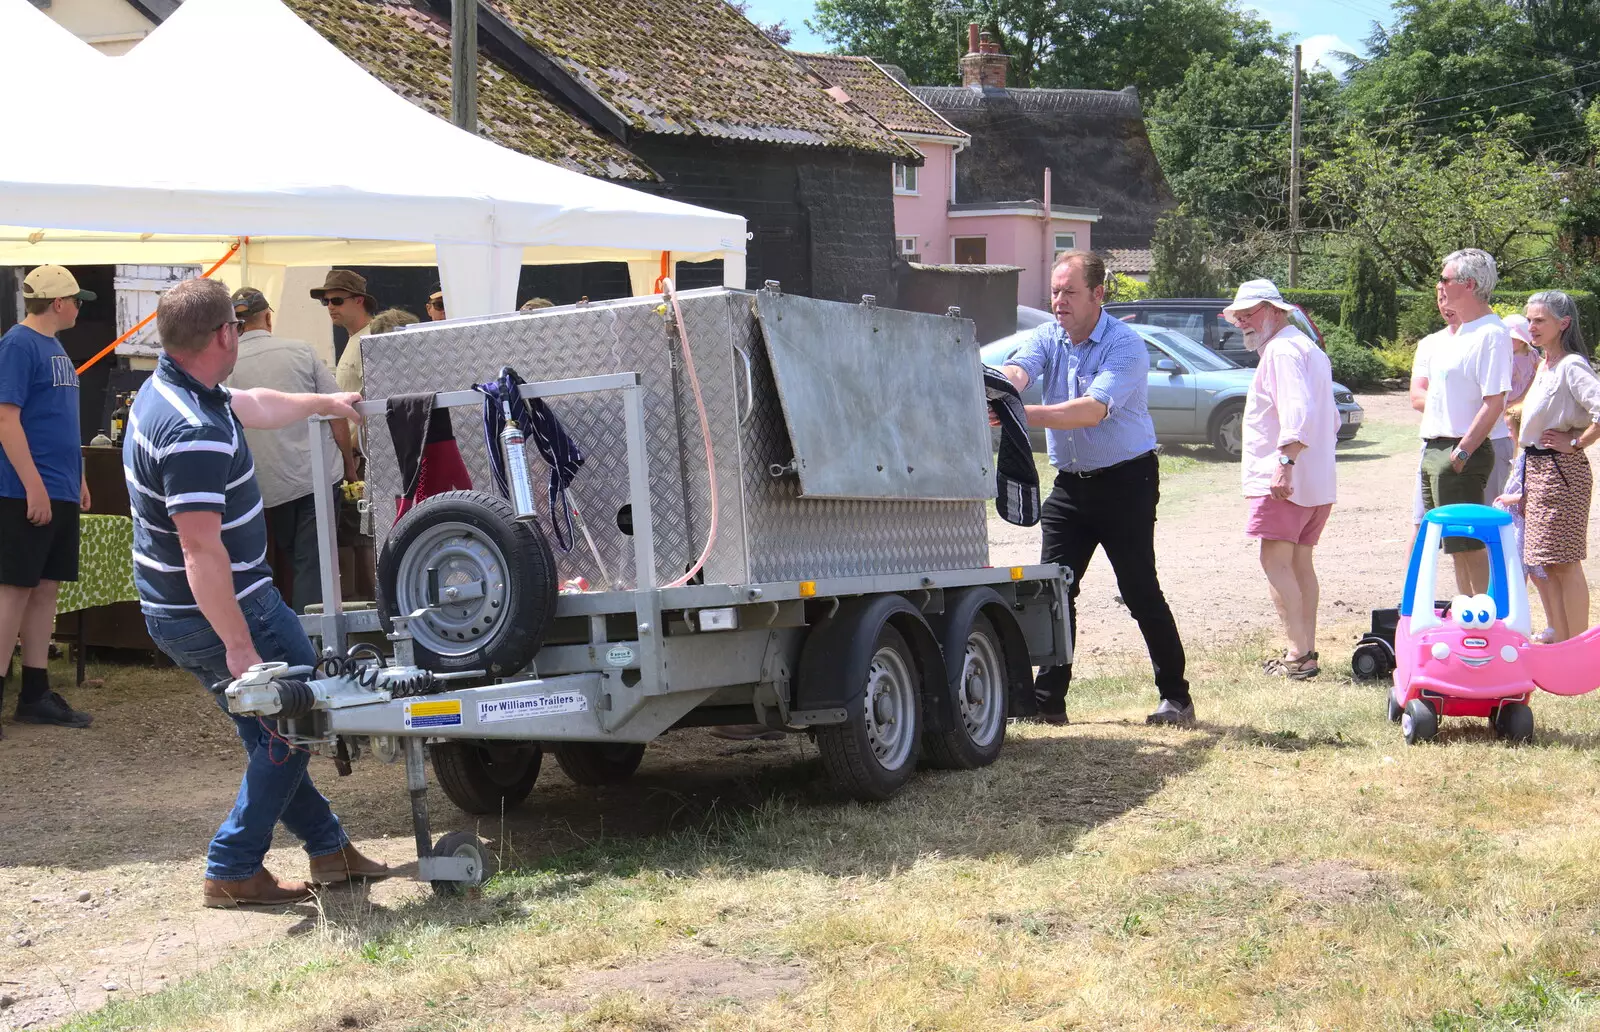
[{"x1": 750, "y1": 0, "x2": 1398, "y2": 77}]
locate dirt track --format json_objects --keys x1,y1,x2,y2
[{"x1": 3, "y1": 391, "x2": 1597, "y2": 1029}]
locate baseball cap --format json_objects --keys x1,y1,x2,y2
[
  {"x1": 309, "y1": 269, "x2": 374, "y2": 301},
  {"x1": 232, "y1": 287, "x2": 271, "y2": 320},
  {"x1": 427, "y1": 290, "x2": 444, "y2": 305},
  {"x1": 1222, "y1": 278, "x2": 1295, "y2": 314},
  {"x1": 22, "y1": 265, "x2": 96, "y2": 302},
  {"x1": 1503, "y1": 312, "x2": 1533, "y2": 344}
]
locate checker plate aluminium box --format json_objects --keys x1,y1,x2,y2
[{"x1": 360, "y1": 287, "x2": 990, "y2": 589}]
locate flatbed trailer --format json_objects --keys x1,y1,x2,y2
[{"x1": 223, "y1": 287, "x2": 1071, "y2": 893}]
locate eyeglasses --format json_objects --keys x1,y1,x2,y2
[
  {"x1": 320, "y1": 295, "x2": 355, "y2": 307},
  {"x1": 427, "y1": 300, "x2": 444, "y2": 310},
  {"x1": 1438, "y1": 275, "x2": 1465, "y2": 286},
  {"x1": 212, "y1": 317, "x2": 242, "y2": 332}
]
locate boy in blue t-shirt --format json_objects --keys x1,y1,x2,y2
[{"x1": 0, "y1": 265, "x2": 95, "y2": 735}]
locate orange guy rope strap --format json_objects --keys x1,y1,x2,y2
[
  {"x1": 73, "y1": 239, "x2": 242, "y2": 376},
  {"x1": 652, "y1": 250, "x2": 671, "y2": 293}
]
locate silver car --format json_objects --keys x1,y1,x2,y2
[{"x1": 981, "y1": 322, "x2": 1364, "y2": 459}]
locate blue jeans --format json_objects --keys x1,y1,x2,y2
[{"x1": 146, "y1": 586, "x2": 348, "y2": 881}]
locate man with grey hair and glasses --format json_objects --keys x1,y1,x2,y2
[{"x1": 1411, "y1": 248, "x2": 1513, "y2": 594}]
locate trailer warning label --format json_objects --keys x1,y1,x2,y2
[
  {"x1": 478, "y1": 692, "x2": 588, "y2": 724},
  {"x1": 403, "y1": 699, "x2": 462, "y2": 730}
]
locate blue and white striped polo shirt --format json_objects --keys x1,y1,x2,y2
[{"x1": 124, "y1": 353, "x2": 273, "y2": 614}]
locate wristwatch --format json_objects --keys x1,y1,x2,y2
[
  {"x1": 1277, "y1": 454, "x2": 1295, "y2": 466},
  {"x1": 1573, "y1": 437, "x2": 1581, "y2": 450},
  {"x1": 1452, "y1": 446, "x2": 1471, "y2": 463}
]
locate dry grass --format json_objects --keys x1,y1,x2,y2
[{"x1": 52, "y1": 636, "x2": 1600, "y2": 1032}]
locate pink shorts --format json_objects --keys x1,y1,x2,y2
[{"x1": 1246, "y1": 496, "x2": 1333, "y2": 546}]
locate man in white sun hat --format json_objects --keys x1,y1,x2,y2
[
  {"x1": 0, "y1": 266, "x2": 96, "y2": 736},
  {"x1": 1224, "y1": 279, "x2": 1339, "y2": 680}
]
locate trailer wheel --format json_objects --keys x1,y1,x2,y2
[
  {"x1": 377, "y1": 490, "x2": 558, "y2": 676},
  {"x1": 430, "y1": 830, "x2": 497, "y2": 898},
  {"x1": 551, "y1": 741, "x2": 646, "y2": 785},
  {"x1": 431, "y1": 741, "x2": 541, "y2": 815},
  {"x1": 923, "y1": 612, "x2": 1008, "y2": 769},
  {"x1": 817, "y1": 624, "x2": 923, "y2": 801}
]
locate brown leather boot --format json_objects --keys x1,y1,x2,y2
[
  {"x1": 202, "y1": 869, "x2": 316, "y2": 908},
  {"x1": 309, "y1": 843, "x2": 392, "y2": 885}
]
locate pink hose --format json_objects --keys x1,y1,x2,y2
[{"x1": 660, "y1": 279, "x2": 718, "y2": 588}]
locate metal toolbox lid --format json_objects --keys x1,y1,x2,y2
[{"x1": 752, "y1": 291, "x2": 991, "y2": 501}]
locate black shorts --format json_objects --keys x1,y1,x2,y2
[{"x1": 0, "y1": 498, "x2": 80, "y2": 587}]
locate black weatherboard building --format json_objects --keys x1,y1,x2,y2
[{"x1": 279, "y1": 0, "x2": 918, "y2": 308}]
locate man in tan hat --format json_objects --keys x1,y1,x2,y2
[
  {"x1": 425, "y1": 289, "x2": 446, "y2": 321},
  {"x1": 0, "y1": 266, "x2": 96, "y2": 735},
  {"x1": 310, "y1": 269, "x2": 377, "y2": 396},
  {"x1": 311, "y1": 270, "x2": 378, "y2": 597},
  {"x1": 227, "y1": 288, "x2": 358, "y2": 612}
]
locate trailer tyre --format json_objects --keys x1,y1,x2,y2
[
  {"x1": 923, "y1": 612, "x2": 1009, "y2": 770},
  {"x1": 552, "y1": 742, "x2": 646, "y2": 785},
  {"x1": 377, "y1": 490, "x2": 558, "y2": 676},
  {"x1": 431, "y1": 741, "x2": 541, "y2": 815},
  {"x1": 816, "y1": 624, "x2": 923, "y2": 801}
]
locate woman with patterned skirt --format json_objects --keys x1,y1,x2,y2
[{"x1": 1518, "y1": 290, "x2": 1600, "y2": 641}]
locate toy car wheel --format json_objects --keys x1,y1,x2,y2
[
  {"x1": 1352, "y1": 642, "x2": 1389, "y2": 681},
  {"x1": 1494, "y1": 702, "x2": 1534, "y2": 745},
  {"x1": 1402, "y1": 698, "x2": 1438, "y2": 745},
  {"x1": 430, "y1": 830, "x2": 497, "y2": 898},
  {"x1": 1386, "y1": 691, "x2": 1403, "y2": 723}
]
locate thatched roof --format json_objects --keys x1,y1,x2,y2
[{"x1": 911, "y1": 85, "x2": 1174, "y2": 250}]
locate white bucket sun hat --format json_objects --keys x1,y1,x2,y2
[{"x1": 1222, "y1": 278, "x2": 1296, "y2": 315}]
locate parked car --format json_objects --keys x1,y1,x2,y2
[
  {"x1": 1104, "y1": 298, "x2": 1325, "y2": 368},
  {"x1": 981, "y1": 322, "x2": 1363, "y2": 459}
]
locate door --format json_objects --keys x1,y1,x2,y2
[{"x1": 1145, "y1": 341, "x2": 1197, "y2": 437}]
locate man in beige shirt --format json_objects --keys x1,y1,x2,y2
[{"x1": 310, "y1": 269, "x2": 377, "y2": 597}]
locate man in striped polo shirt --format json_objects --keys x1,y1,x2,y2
[{"x1": 129, "y1": 278, "x2": 389, "y2": 908}]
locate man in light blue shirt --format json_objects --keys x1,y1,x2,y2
[{"x1": 1002, "y1": 251, "x2": 1193, "y2": 726}]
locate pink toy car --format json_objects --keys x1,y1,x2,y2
[{"x1": 1390, "y1": 504, "x2": 1600, "y2": 744}]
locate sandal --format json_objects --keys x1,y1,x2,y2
[{"x1": 1265, "y1": 651, "x2": 1320, "y2": 679}]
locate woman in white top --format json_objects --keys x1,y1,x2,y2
[{"x1": 1516, "y1": 291, "x2": 1600, "y2": 641}]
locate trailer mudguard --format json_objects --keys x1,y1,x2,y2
[
  {"x1": 795, "y1": 595, "x2": 944, "y2": 714},
  {"x1": 926, "y1": 587, "x2": 1037, "y2": 730}
]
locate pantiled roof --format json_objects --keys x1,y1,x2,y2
[
  {"x1": 795, "y1": 53, "x2": 967, "y2": 140},
  {"x1": 485, "y1": 0, "x2": 917, "y2": 158},
  {"x1": 1105, "y1": 248, "x2": 1154, "y2": 273},
  {"x1": 286, "y1": 0, "x2": 655, "y2": 181}
]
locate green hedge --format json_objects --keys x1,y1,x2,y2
[{"x1": 1282, "y1": 288, "x2": 1599, "y2": 344}]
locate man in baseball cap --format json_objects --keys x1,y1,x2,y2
[
  {"x1": 425, "y1": 289, "x2": 445, "y2": 321},
  {"x1": 311, "y1": 270, "x2": 377, "y2": 598},
  {"x1": 0, "y1": 266, "x2": 96, "y2": 735}
]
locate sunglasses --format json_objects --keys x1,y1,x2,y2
[
  {"x1": 320, "y1": 295, "x2": 356, "y2": 307},
  {"x1": 427, "y1": 300, "x2": 444, "y2": 310}
]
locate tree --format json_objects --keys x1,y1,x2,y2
[
  {"x1": 807, "y1": 0, "x2": 1278, "y2": 93},
  {"x1": 1148, "y1": 212, "x2": 1221, "y2": 297},
  {"x1": 1341, "y1": 247, "x2": 1399, "y2": 345},
  {"x1": 727, "y1": 0, "x2": 793, "y2": 45},
  {"x1": 1308, "y1": 129, "x2": 1562, "y2": 289},
  {"x1": 1343, "y1": 0, "x2": 1586, "y2": 157},
  {"x1": 1146, "y1": 53, "x2": 1342, "y2": 243}
]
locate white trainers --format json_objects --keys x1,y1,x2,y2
[{"x1": 1146, "y1": 699, "x2": 1196, "y2": 726}]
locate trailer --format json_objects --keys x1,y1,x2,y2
[{"x1": 222, "y1": 284, "x2": 1071, "y2": 894}]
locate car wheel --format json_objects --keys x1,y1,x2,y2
[{"x1": 1209, "y1": 402, "x2": 1244, "y2": 460}]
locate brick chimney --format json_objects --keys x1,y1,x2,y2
[{"x1": 960, "y1": 24, "x2": 1009, "y2": 89}]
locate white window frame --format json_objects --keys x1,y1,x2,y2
[
  {"x1": 1054, "y1": 232, "x2": 1076, "y2": 256},
  {"x1": 897, "y1": 236, "x2": 918, "y2": 256},
  {"x1": 952, "y1": 236, "x2": 987, "y2": 264},
  {"x1": 893, "y1": 162, "x2": 920, "y2": 195}
]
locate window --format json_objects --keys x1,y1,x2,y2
[
  {"x1": 893, "y1": 162, "x2": 919, "y2": 194},
  {"x1": 1054, "y1": 232, "x2": 1076, "y2": 256},
  {"x1": 1144, "y1": 309, "x2": 1206, "y2": 346},
  {"x1": 953, "y1": 237, "x2": 987, "y2": 264},
  {"x1": 1208, "y1": 312, "x2": 1245, "y2": 355},
  {"x1": 897, "y1": 236, "x2": 918, "y2": 258}
]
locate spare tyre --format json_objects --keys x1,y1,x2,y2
[{"x1": 377, "y1": 490, "x2": 557, "y2": 675}]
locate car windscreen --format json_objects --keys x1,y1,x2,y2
[{"x1": 1140, "y1": 326, "x2": 1238, "y2": 371}]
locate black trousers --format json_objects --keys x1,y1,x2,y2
[
  {"x1": 1035, "y1": 451, "x2": 1191, "y2": 713},
  {"x1": 264, "y1": 491, "x2": 328, "y2": 615}
]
